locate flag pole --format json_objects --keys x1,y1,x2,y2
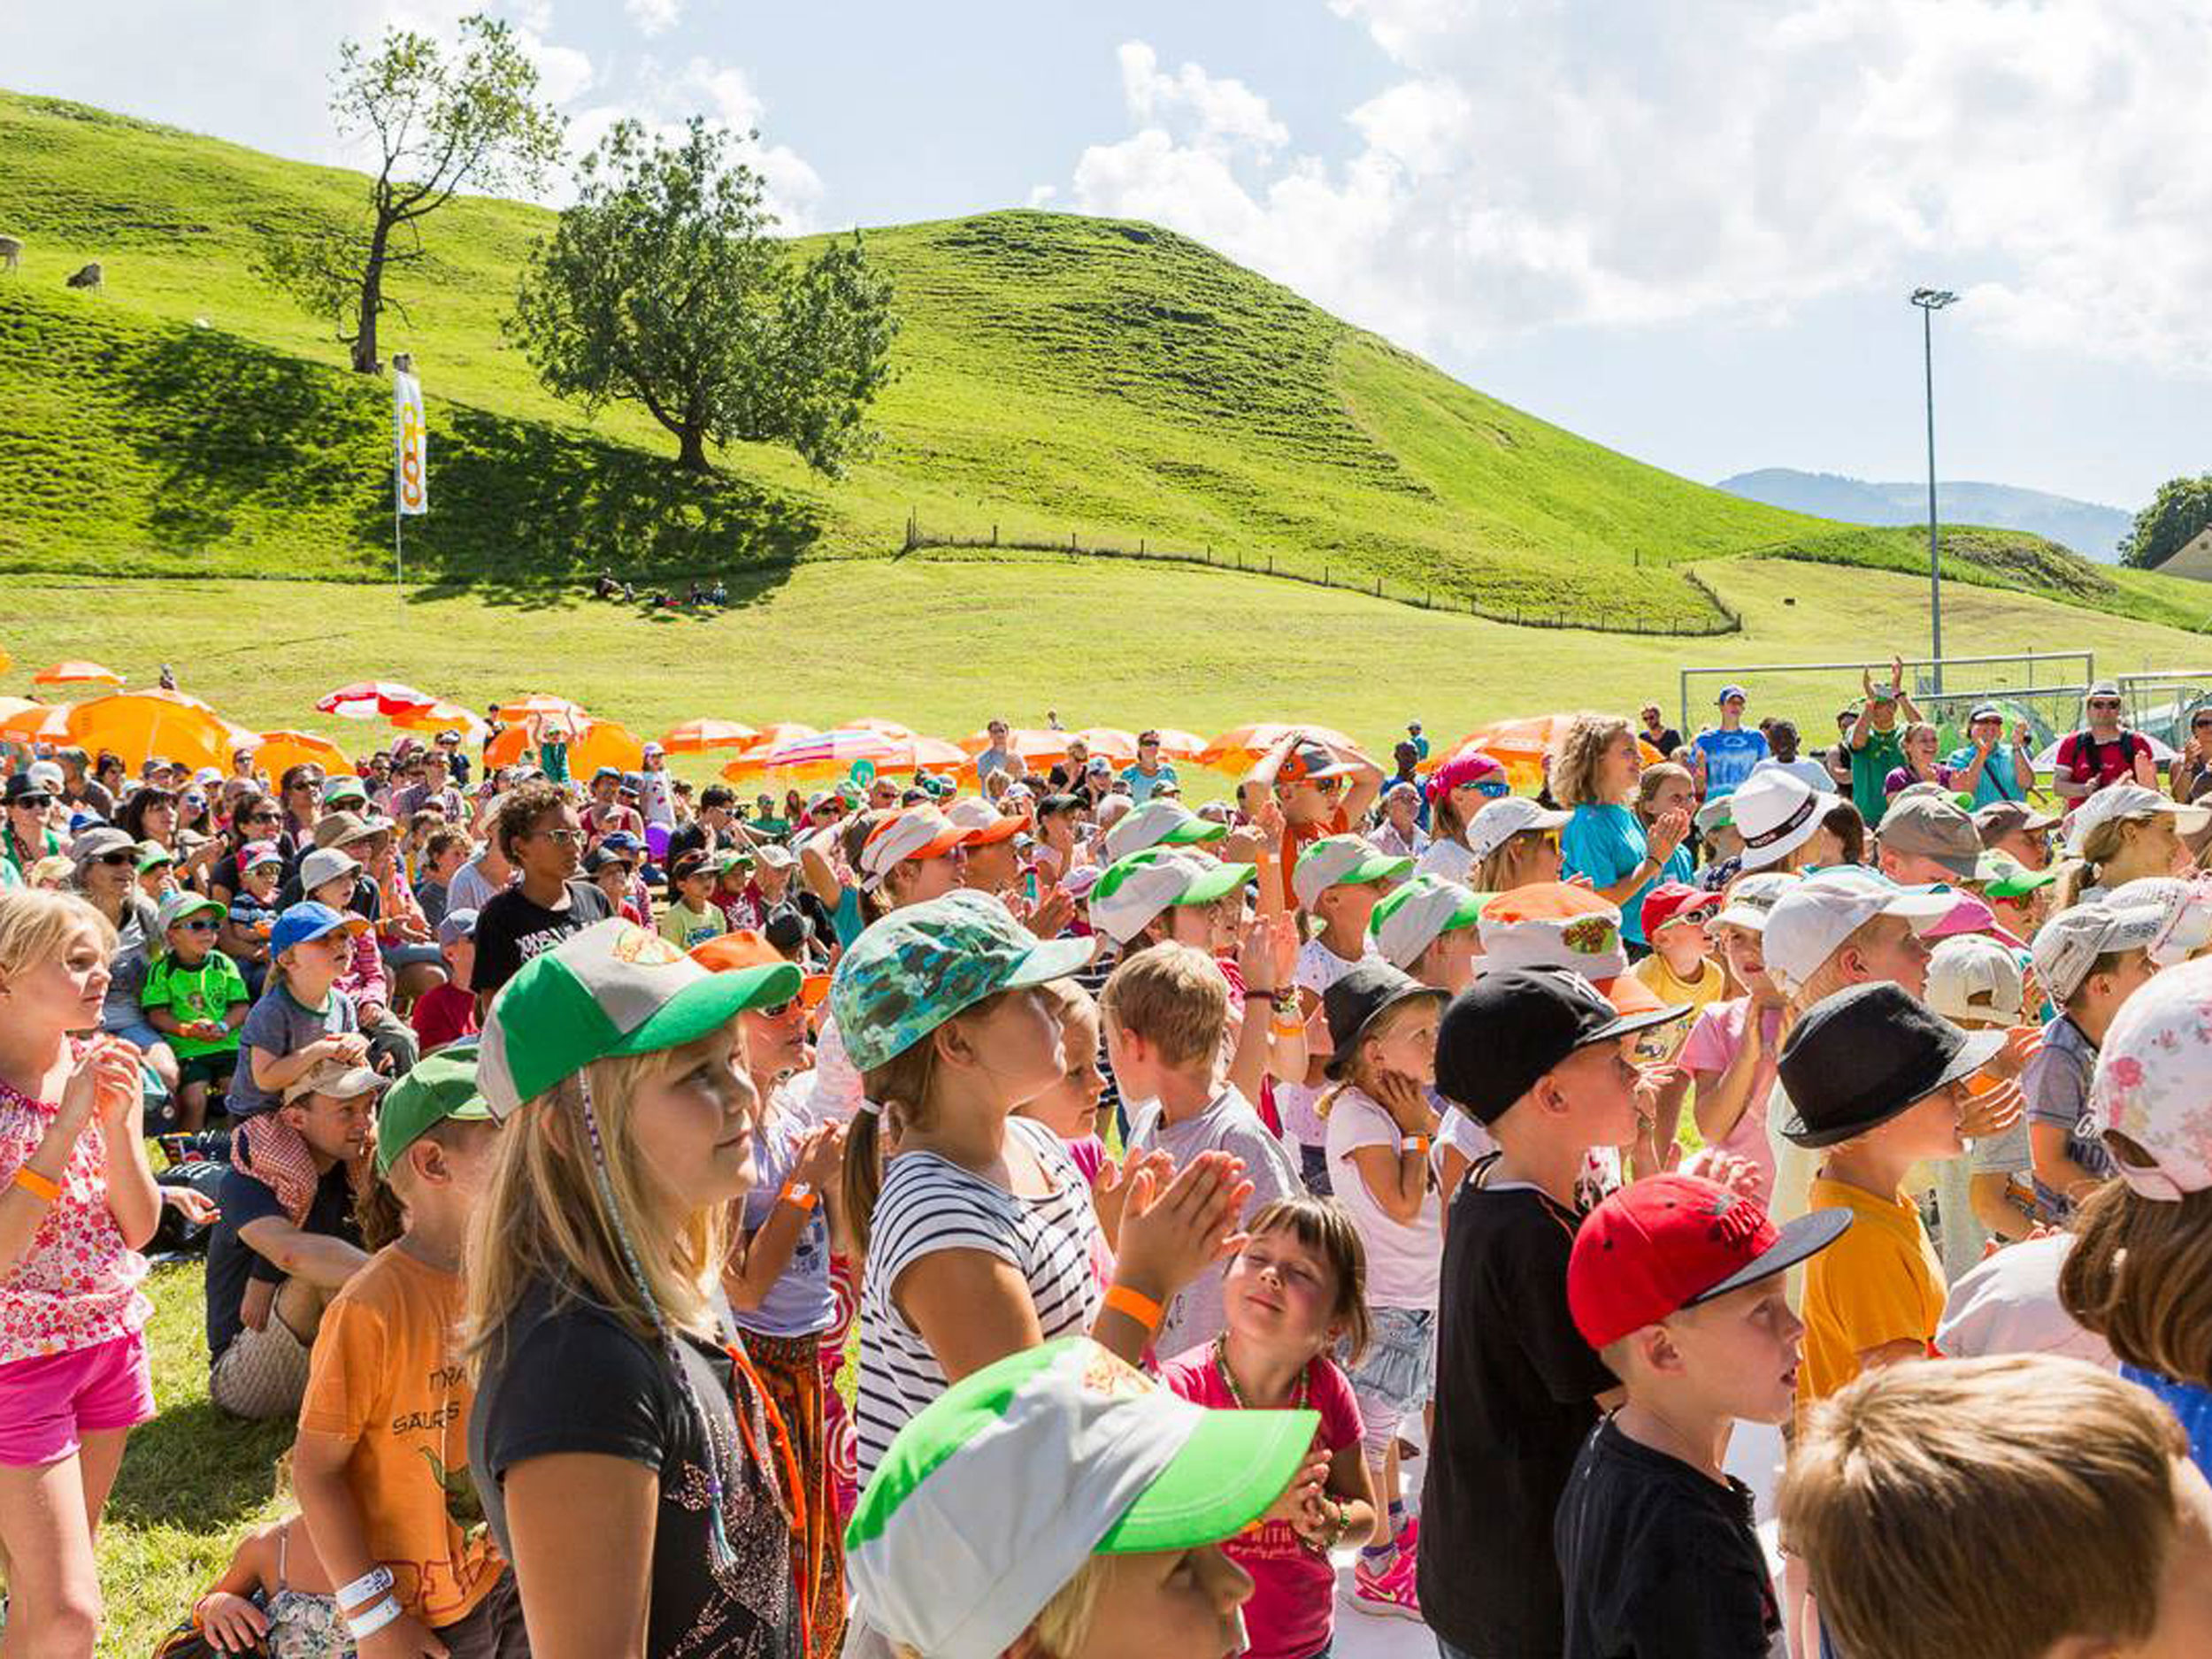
[{"x1": 392, "y1": 353, "x2": 411, "y2": 604}]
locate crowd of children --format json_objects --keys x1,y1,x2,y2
[{"x1": 7, "y1": 687, "x2": 2212, "y2": 1659}]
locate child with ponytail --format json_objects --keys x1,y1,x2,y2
[
  {"x1": 464, "y1": 918, "x2": 809, "y2": 1659},
  {"x1": 0, "y1": 889, "x2": 161, "y2": 1657}
]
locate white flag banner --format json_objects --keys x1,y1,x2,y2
[{"x1": 394, "y1": 367, "x2": 428, "y2": 516}]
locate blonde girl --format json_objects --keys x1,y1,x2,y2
[
  {"x1": 0, "y1": 890, "x2": 161, "y2": 1658},
  {"x1": 2052, "y1": 789, "x2": 2206, "y2": 909},
  {"x1": 1555, "y1": 715, "x2": 1691, "y2": 956},
  {"x1": 1471, "y1": 797, "x2": 1571, "y2": 895},
  {"x1": 1314, "y1": 963, "x2": 1447, "y2": 1613},
  {"x1": 1161, "y1": 1197, "x2": 1381, "y2": 1659},
  {"x1": 464, "y1": 919, "x2": 810, "y2": 1658}
]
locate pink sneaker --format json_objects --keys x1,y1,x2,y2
[
  {"x1": 1393, "y1": 1514, "x2": 1420, "y2": 1559},
  {"x1": 1348, "y1": 1548, "x2": 1423, "y2": 1621}
]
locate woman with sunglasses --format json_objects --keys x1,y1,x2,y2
[
  {"x1": 2, "y1": 775, "x2": 65, "y2": 882},
  {"x1": 205, "y1": 790, "x2": 286, "y2": 906},
  {"x1": 68, "y1": 827, "x2": 181, "y2": 1099}
]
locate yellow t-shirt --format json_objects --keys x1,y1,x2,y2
[
  {"x1": 1632, "y1": 951, "x2": 1729, "y2": 1059},
  {"x1": 297, "y1": 1245, "x2": 502, "y2": 1627},
  {"x1": 1796, "y1": 1176, "x2": 1946, "y2": 1418}
]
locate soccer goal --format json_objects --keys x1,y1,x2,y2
[{"x1": 1677, "y1": 651, "x2": 2097, "y2": 749}]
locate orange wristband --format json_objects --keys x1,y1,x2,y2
[
  {"x1": 12, "y1": 1167, "x2": 61, "y2": 1205},
  {"x1": 779, "y1": 1181, "x2": 818, "y2": 1212},
  {"x1": 1102, "y1": 1284, "x2": 1164, "y2": 1333}
]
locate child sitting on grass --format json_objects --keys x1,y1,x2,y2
[
  {"x1": 300, "y1": 847, "x2": 416, "y2": 1077},
  {"x1": 141, "y1": 891, "x2": 250, "y2": 1132},
  {"x1": 409, "y1": 908, "x2": 480, "y2": 1056},
  {"x1": 1558, "y1": 1172, "x2": 1849, "y2": 1656},
  {"x1": 1781, "y1": 1354, "x2": 2212, "y2": 1659},
  {"x1": 848, "y1": 1337, "x2": 1317, "y2": 1659},
  {"x1": 220, "y1": 841, "x2": 284, "y2": 1000},
  {"x1": 658, "y1": 849, "x2": 728, "y2": 950},
  {"x1": 227, "y1": 902, "x2": 372, "y2": 1121},
  {"x1": 182, "y1": 1505, "x2": 346, "y2": 1657},
  {"x1": 1163, "y1": 1197, "x2": 1380, "y2": 1659}
]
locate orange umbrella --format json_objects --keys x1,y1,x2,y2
[
  {"x1": 879, "y1": 735, "x2": 971, "y2": 772},
  {"x1": 495, "y1": 693, "x2": 588, "y2": 724},
  {"x1": 252, "y1": 732, "x2": 355, "y2": 781},
  {"x1": 0, "y1": 696, "x2": 43, "y2": 729},
  {"x1": 0, "y1": 702, "x2": 70, "y2": 746},
  {"x1": 843, "y1": 717, "x2": 918, "y2": 741},
  {"x1": 65, "y1": 689, "x2": 233, "y2": 771},
  {"x1": 0, "y1": 648, "x2": 12, "y2": 676},
  {"x1": 1068, "y1": 726, "x2": 1139, "y2": 763},
  {"x1": 740, "y1": 721, "x2": 820, "y2": 753},
  {"x1": 35, "y1": 660, "x2": 125, "y2": 689},
  {"x1": 1420, "y1": 716, "x2": 1660, "y2": 793},
  {"x1": 661, "y1": 718, "x2": 764, "y2": 754},
  {"x1": 487, "y1": 718, "x2": 644, "y2": 776},
  {"x1": 1196, "y1": 723, "x2": 1365, "y2": 775},
  {"x1": 1148, "y1": 728, "x2": 1210, "y2": 761},
  {"x1": 391, "y1": 699, "x2": 489, "y2": 744}
]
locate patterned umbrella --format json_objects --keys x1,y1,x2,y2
[
  {"x1": 661, "y1": 718, "x2": 765, "y2": 754},
  {"x1": 316, "y1": 680, "x2": 440, "y2": 720},
  {"x1": 35, "y1": 660, "x2": 125, "y2": 689}
]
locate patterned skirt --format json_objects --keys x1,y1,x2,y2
[{"x1": 749, "y1": 1326, "x2": 847, "y2": 1659}]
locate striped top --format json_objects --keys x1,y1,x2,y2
[{"x1": 854, "y1": 1115, "x2": 1102, "y2": 1486}]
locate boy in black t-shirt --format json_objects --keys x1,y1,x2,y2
[
  {"x1": 471, "y1": 782, "x2": 611, "y2": 1008},
  {"x1": 1418, "y1": 969, "x2": 1686, "y2": 1658},
  {"x1": 1555, "y1": 1173, "x2": 1852, "y2": 1658}
]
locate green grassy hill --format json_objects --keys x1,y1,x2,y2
[{"x1": 5, "y1": 88, "x2": 2205, "y2": 634}]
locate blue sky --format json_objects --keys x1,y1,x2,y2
[{"x1": 12, "y1": 0, "x2": 2206, "y2": 511}]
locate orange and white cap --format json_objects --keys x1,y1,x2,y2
[{"x1": 859, "y1": 806, "x2": 972, "y2": 891}]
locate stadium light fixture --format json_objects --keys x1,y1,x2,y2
[{"x1": 1910, "y1": 288, "x2": 1960, "y2": 694}]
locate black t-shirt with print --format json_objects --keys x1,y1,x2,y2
[
  {"x1": 471, "y1": 1280, "x2": 800, "y2": 1659},
  {"x1": 1418, "y1": 1154, "x2": 1618, "y2": 1657},
  {"x1": 1556, "y1": 1417, "x2": 1782, "y2": 1658},
  {"x1": 470, "y1": 879, "x2": 612, "y2": 999}
]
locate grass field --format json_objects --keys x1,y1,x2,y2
[
  {"x1": 7, "y1": 88, "x2": 2208, "y2": 636},
  {"x1": 3, "y1": 557, "x2": 2208, "y2": 786}
]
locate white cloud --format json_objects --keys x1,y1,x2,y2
[
  {"x1": 1068, "y1": 5, "x2": 2212, "y2": 375},
  {"x1": 624, "y1": 0, "x2": 680, "y2": 36}
]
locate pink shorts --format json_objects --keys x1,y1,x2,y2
[{"x1": 0, "y1": 1331, "x2": 157, "y2": 1467}]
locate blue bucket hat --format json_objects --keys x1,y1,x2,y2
[{"x1": 830, "y1": 891, "x2": 1095, "y2": 1072}]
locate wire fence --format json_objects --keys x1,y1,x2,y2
[{"x1": 900, "y1": 514, "x2": 1743, "y2": 639}]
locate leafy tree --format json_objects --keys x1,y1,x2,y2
[
  {"x1": 2122, "y1": 475, "x2": 2212, "y2": 569},
  {"x1": 257, "y1": 14, "x2": 563, "y2": 373},
  {"x1": 508, "y1": 118, "x2": 897, "y2": 474}
]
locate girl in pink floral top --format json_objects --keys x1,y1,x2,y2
[{"x1": 0, "y1": 890, "x2": 164, "y2": 1657}]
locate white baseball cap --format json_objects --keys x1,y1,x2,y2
[
  {"x1": 2030, "y1": 901, "x2": 2165, "y2": 1006},
  {"x1": 1102, "y1": 797, "x2": 1228, "y2": 864},
  {"x1": 1761, "y1": 868, "x2": 1954, "y2": 997},
  {"x1": 1464, "y1": 795, "x2": 1571, "y2": 864},
  {"x1": 1369, "y1": 874, "x2": 1490, "y2": 971},
  {"x1": 1728, "y1": 768, "x2": 1825, "y2": 872},
  {"x1": 296, "y1": 847, "x2": 361, "y2": 895},
  {"x1": 2063, "y1": 783, "x2": 2209, "y2": 856},
  {"x1": 1713, "y1": 871, "x2": 1800, "y2": 933},
  {"x1": 847, "y1": 1338, "x2": 1316, "y2": 1659},
  {"x1": 1087, "y1": 850, "x2": 1254, "y2": 946},
  {"x1": 1924, "y1": 933, "x2": 2028, "y2": 1027},
  {"x1": 2104, "y1": 876, "x2": 2212, "y2": 967}
]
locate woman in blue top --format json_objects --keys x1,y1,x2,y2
[{"x1": 1554, "y1": 713, "x2": 1691, "y2": 956}]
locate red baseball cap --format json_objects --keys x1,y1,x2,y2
[
  {"x1": 1638, "y1": 881, "x2": 1720, "y2": 941},
  {"x1": 1566, "y1": 1174, "x2": 1851, "y2": 1349}
]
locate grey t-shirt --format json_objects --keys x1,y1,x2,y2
[
  {"x1": 445, "y1": 856, "x2": 508, "y2": 916},
  {"x1": 1125, "y1": 1087, "x2": 1302, "y2": 1358},
  {"x1": 227, "y1": 983, "x2": 360, "y2": 1118},
  {"x1": 99, "y1": 896, "x2": 160, "y2": 1033}
]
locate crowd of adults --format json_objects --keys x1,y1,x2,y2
[{"x1": 5, "y1": 662, "x2": 2212, "y2": 1659}]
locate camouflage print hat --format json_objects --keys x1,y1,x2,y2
[{"x1": 830, "y1": 890, "x2": 1096, "y2": 1073}]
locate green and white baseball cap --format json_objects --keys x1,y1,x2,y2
[
  {"x1": 846, "y1": 1337, "x2": 1317, "y2": 1659},
  {"x1": 478, "y1": 918, "x2": 802, "y2": 1118},
  {"x1": 1289, "y1": 834, "x2": 1414, "y2": 910},
  {"x1": 1101, "y1": 798, "x2": 1229, "y2": 864},
  {"x1": 1087, "y1": 849, "x2": 1255, "y2": 946},
  {"x1": 1369, "y1": 873, "x2": 1490, "y2": 970}
]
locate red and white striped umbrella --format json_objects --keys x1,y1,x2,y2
[{"x1": 316, "y1": 680, "x2": 439, "y2": 720}]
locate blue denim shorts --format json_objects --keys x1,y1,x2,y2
[{"x1": 1342, "y1": 1304, "x2": 1435, "y2": 1421}]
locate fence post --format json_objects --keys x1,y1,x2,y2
[
  {"x1": 992, "y1": 524, "x2": 999, "y2": 546},
  {"x1": 1268, "y1": 554, "x2": 1274, "y2": 574},
  {"x1": 1141, "y1": 537, "x2": 1147, "y2": 555},
  {"x1": 1325, "y1": 565, "x2": 1331, "y2": 586},
  {"x1": 1375, "y1": 574, "x2": 1382, "y2": 597}
]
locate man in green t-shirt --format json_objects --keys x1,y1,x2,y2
[
  {"x1": 1847, "y1": 657, "x2": 1921, "y2": 829},
  {"x1": 142, "y1": 892, "x2": 251, "y2": 1130}
]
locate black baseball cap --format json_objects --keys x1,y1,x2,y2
[
  {"x1": 1437, "y1": 968, "x2": 1688, "y2": 1125},
  {"x1": 1777, "y1": 981, "x2": 2005, "y2": 1148},
  {"x1": 1322, "y1": 963, "x2": 1446, "y2": 1081}
]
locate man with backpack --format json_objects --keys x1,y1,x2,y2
[{"x1": 2054, "y1": 681, "x2": 2157, "y2": 804}]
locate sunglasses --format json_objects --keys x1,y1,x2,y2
[
  {"x1": 95, "y1": 850, "x2": 133, "y2": 867},
  {"x1": 2089, "y1": 700, "x2": 2123, "y2": 710},
  {"x1": 180, "y1": 918, "x2": 219, "y2": 933},
  {"x1": 246, "y1": 810, "x2": 282, "y2": 823},
  {"x1": 9, "y1": 794, "x2": 50, "y2": 810},
  {"x1": 753, "y1": 997, "x2": 799, "y2": 1021}
]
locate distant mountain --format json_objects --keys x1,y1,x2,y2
[{"x1": 1717, "y1": 468, "x2": 2132, "y2": 563}]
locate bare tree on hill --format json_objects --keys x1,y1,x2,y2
[{"x1": 257, "y1": 14, "x2": 563, "y2": 374}]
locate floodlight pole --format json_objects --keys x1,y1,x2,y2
[{"x1": 1910, "y1": 289, "x2": 1958, "y2": 695}]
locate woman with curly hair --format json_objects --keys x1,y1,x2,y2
[{"x1": 1555, "y1": 712, "x2": 1690, "y2": 959}]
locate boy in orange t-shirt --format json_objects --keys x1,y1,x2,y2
[
  {"x1": 293, "y1": 1048, "x2": 520, "y2": 1654},
  {"x1": 1777, "y1": 982, "x2": 2013, "y2": 1414},
  {"x1": 1250, "y1": 732, "x2": 1383, "y2": 913}
]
